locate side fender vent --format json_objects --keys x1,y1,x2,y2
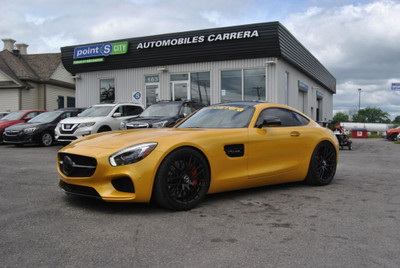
[{"x1": 224, "y1": 144, "x2": 244, "y2": 157}]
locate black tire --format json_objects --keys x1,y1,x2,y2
[
  {"x1": 153, "y1": 147, "x2": 210, "y2": 211},
  {"x1": 305, "y1": 141, "x2": 337, "y2": 186},
  {"x1": 40, "y1": 132, "x2": 53, "y2": 147}
]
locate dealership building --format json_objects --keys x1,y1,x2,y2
[{"x1": 61, "y1": 21, "x2": 336, "y2": 122}]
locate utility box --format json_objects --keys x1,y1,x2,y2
[{"x1": 352, "y1": 128, "x2": 368, "y2": 138}]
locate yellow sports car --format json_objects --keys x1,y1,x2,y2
[{"x1": 58, "y1": 102, "x2": 339, "y2": 210}]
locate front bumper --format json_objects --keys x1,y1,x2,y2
[
  {"x1": 3, "y1": 132, "x2": 37, "y2": 145},
  {"x1": 57, "y1": 149, "x2": 163, "y2": 203},
  {"x1": 55, "y1": 126, "x2": 92, "y2": 142}
]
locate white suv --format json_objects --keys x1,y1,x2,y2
[{"x1": 55, "y1": 103, "x2": 143, "y2": 143}]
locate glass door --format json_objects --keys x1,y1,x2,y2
[{"x1": 171, "y1": 82, "x2": 189, "y2": 101}]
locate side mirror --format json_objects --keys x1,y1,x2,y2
[
  {"x1": 256, "y1": 116, "x2": 282, "y2": 128},
  {"x1": 24, "y1": 117, "x2": 32, "y2": 122},
  {"x1": 113, "y1": 112, "x2": 122, "y2": 118}
]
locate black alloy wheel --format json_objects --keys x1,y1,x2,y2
[
  {"x1": 40, "y1": 132, "x2": 53, "y2": 147},
  {"x1": 305, "y1": 141, "x2": 337, "y2": 186},
  {"x1": 153, "y1": 147, "x2": 210, "y2": 211}
]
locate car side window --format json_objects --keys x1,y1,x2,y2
[
  {"x1": 256, "y1": 108, "x2": 309, "y2": 127},
  {"x1": 181, "y1": 104, "x2": 194, "y2": 116},
  {"x1": 24, "y1": 112, "x2": 37, "y2": 119},
  {"x1": 124, "y1": 105, "x2": 143, "y2": 116}
]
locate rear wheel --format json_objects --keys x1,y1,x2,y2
[
  {"x1": 153, "y1": 148, "x2": 210, "y2": 211},
  {"x1": 40, "y1": 132, "x2": 53, "y2": 147},
  {"x1": 305, "y1": 141, "x2": 337, "y2": 186}
]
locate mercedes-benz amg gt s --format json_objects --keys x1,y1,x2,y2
[{"x1": 58, "y1": 102, "x2": 339, "y2": 210}]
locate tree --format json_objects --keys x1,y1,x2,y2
[
  {"x1": 393, "y1": 116, "x2": 400, "y2": 125},
  {"x1": 332, "y1": 112, "x2": 349, "y2": 124},
  {"x1": 353, "y1": 107, "x2": 390, "y2": 123}
]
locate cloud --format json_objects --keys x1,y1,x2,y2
[
  {"x1": 283, "y1": 0, "x2": 400, "y2": 118},
  {"x1": 1, "y1": 0, "x2": 399, "y2": 119}
]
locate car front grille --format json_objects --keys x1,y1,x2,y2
[
  {"x1": 58, "y1": 153, "x2": 97, "y2": 177},
  {"x1": 60, "y1": 123, "x2": 78, "y2": 134},
  {"x1": 126, "y1": 123, "x2": 149, "y2": 129},
  {"x1": 4, "y1": 130, "x2": 19, "y2": 136},
  {"x1": 59, "y1": 180, "x2": 101, "y2": 199}
]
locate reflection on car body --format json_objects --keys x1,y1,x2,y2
[{"x1": 58, "y1": 102, "x2": 339, "y2": 210}]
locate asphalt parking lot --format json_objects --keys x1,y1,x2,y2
[{"x1": 1, "y1": 138, "x2": 399, "y2": 267}]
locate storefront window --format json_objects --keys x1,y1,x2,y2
[
  {"x1": 171, "y1": 74, "x2": 188, "y2": 81},
  {"x1": 221, "y1": 69, "x2": 266, "y2": 102},
  {"x1": 145, "y1": 75, "x2": 159, "y2": 106},
  {"x1": 244, "y1": 69, "x2": 265, "y2": 101},
  {"x1": 221, "y1": 70, "x2": 242, "y2": 102},
  {"x1": 100, "y1": 78, "x2": 115, "y2": 103},
  {"x1": 190, "y1": 72, "x2": 210, "y2": 105}
]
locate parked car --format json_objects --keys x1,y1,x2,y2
[
  {"x1": 58, "y1": 101, "x2": 339, "y2": 211},
  {"x1": 386, "y1": 126, "x2": 400, "y2": 141},
  {"x1": 3, "y1": 108, "x2": 84, "y2": 147},
  {"x1": 0, "y1": 112, "x2": 10, "y2": 119},
  {"x1": 0, "y1": 110, "x2": 46, "y2": 144},
  {"x1": 120, "y1": 100, "x2": 205, "y2": 129},
  {"x1": 55, "y1": 103, "x2": 144, "y2": 144}
]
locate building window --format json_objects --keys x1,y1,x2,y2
[
  {"x1": 221, "y1": 70, "x2": 242, "y2": 102},
  {"x1": 169, "y1": 72, "x2": 210, "y2": 104},
  {"x1": 190, "y1": 72, "x2": 210, "y2": 105},
  {"x1": 67, "y1": 96, "x2": 75, "y2": 107},
  {"x1": 221, "y1": 69, "x2": 266, "y2": 102},
  {"x1": 244, "y1": 69, "x2": 266, "y2": 101},
  {"x1": 58, "y1": 96, "x2": 64, "y2": 109},
  {"x1": 100, "y1": 78, "x2": 115, "y2": 103},
  {"x1": 145, "y1": 75, "x2": 159, "y2": 107}
]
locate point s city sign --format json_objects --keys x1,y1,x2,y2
[
  {"x1": 72, "y1": 29, "x2": 259, "y2": 64},
  {"x1": 73, "y1": 41, "x2": 128, "y2": 64}
]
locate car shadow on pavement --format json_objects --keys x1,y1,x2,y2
[{"x1": 60, "y1": 181, "x2": 310, "y2": 214}]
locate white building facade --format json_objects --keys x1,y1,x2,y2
[{"x1": 61, "y1": 22, "x2": 335, "y2": 122}]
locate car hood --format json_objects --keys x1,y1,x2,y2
[
  {"x1": 66, "y1": 128, "x2": 193, "y2": 149},
  {"x1": 126, "y1": 116, "x2": 175, "y2": 124},
  {"x1": 60, "y1": 117, "x2": 107, "y2": 124},
  {"x1": 0, "y1": 120, "x2": 22, "y2": 130},
  {"x1": 60, "y1": 127, "x2": 239, "y2": 157},
  {"x1": 5, "y1": 122, "x2": 46, "y2": 131}
]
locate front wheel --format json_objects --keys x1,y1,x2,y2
[
  {"x1": 40, "y1": 132, "x2": 53, "y2": 147},
  {"x1": 153, "y1": 147, "x2": 210, "y2": 211},
  {"x1": 305, "y1": 141, "x2": 337, "y2": 186}
]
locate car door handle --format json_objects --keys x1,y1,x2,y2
[{"x1": 290, "y1": 131, "x2": 301, "y2": 137}]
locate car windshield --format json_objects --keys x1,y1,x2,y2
[
  {"x1": 1, "y1": 111, "x2": 26, "y2": 121},
  {"x1": 78, "y1": 106, "x2": 113, "y2": 117},
  {"x1": 177, "y1": 104, "x2": 255, "y2": 128},
  {"x1": 140, "y1": 103, "x2": 181, "y2": 117},
  {"x1": 28, "y1": 111, "x2": 62, "y2": 123}
]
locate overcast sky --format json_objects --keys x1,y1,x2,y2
[{"x1": 2, "y1": 0, "x2": 399, "y2": 119}]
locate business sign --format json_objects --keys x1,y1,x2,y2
[
  {"x1": 391, "y1": 83, "x2": 400, "y2": 91},
  {"x1": 73, "y1": 41, "x2": 128, "y2": 63},
  {"x1": 132, "y1": 91, "x2": 142, "y2": 104},
  {"x1": 136, "y1": 30, "x2": 259, "y2": 50},
  {"x1": 298, "y1": 80, "x2": 309, "y2": 92}
]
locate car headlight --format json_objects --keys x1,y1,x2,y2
[
  {"x1": 151, "y1": 120, "x2": 168, "y2": 128},
  {"x1": 109, "y1": 142, "x2": 158, "y2": 166},
  {"x1": 78, "y1": 122, "x2": 95, "y2": 128},
  {"x1": 24, "y1": 127, "x2": 38, "y2": 134}
]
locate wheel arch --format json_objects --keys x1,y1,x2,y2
[{"x1": 150, "y1": 145, "x2": 212, "y2": 200}]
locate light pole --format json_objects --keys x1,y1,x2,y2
[{"x1": 358, "y1": 88, "x2": 362, "y2": 112}]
